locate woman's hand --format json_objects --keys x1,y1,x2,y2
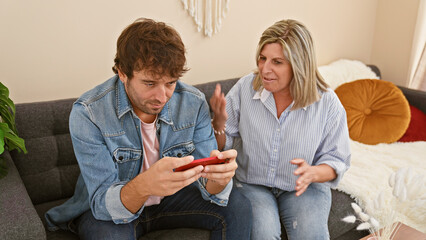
[
  {"x1": 209, "y1": 84, "x2": 228, "y2": 126},
  {"x1": 291, "y1": 158, "x2": 337, "y2": 196},
  {"x1": 291, "y1": 158, "x2": 316, "y2": 196},
  {"x1": 209, "y1": 84, "x2": 228, "y2": 150}
]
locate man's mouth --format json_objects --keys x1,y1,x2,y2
[{"x1": 149, "y1": 101, "x2": 164, "y2": 109}]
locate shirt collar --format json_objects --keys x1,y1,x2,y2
[
  {"x1": 253, "y1": 88, "x2": 271, "y2": 102},
  {"x1": 252, "y1": 88, "x2": 307, "y2": 111}
]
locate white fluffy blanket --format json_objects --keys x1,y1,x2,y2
[
  {"x1": 318, "y1": 59, "x2": 379, "y2": 89},
  {"x1": 335, "y1": 140, "x2": 426, "y2": 232}
]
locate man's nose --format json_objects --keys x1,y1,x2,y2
[{"x1": 153, "y1": 85, "x2": 168, "y2": 103}]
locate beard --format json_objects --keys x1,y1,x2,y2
[{"x1": 138, "y1": 100, "x2": 167, "y2": 115}]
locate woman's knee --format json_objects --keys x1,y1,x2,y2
[{"x1": 279, "y1": 184, "x2": 331, "y2": 240}]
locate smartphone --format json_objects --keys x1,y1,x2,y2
[{"x1": 174, "y1": 156, "x2": 228, "y2": 172}]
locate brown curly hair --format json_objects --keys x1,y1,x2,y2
[{"x1": 112, "y1": 18, "x2": 189, "y2": 80}]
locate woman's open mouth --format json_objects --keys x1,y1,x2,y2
[{"x1": 263, "y1": 77, "x2": 276, "y2": 83}]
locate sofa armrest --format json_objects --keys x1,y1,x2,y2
[
  {"x1": 398, "y1": 86, "x2": 426, "y2": 113},
  {"x1": 0, "y1": 151, "x2": 46, "y2": 240}
]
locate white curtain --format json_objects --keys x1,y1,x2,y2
[{"x1": 411, "y1": 43, "x2": 426, "y2": 91}]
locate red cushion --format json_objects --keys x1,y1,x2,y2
[{"x1": 398, "y1": 105, "x2": 426, "y2": 142}]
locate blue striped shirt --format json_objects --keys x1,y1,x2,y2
[{"x1": 224, "y1": 73, "x2": 351, "y2": 191}]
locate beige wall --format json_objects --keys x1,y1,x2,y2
[{"x1": 0, "y1": 0, "x2": 415, "y2": 103}]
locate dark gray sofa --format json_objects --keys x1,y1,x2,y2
[{"x1": 1, "y1": 67, "x2": 425, "y2": 240}]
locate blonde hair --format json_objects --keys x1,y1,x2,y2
[{"x1": 253, "y1": 19, "x2": 328, "y2": 110}]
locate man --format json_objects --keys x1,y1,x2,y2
[{"x1": 45, "y1": 18, "x2": 252, "y2": 240}]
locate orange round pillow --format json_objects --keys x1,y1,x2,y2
[{"x1": 335, "y1": 79, "x2": 410, "y2": 145}]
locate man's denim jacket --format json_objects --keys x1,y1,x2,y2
[{"x1": 45, "y1": 75, "x2": 233, "y2": 231}]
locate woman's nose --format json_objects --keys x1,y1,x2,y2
[{"x1": 262, "y1": 60, "x2": 272, "y2": 73}]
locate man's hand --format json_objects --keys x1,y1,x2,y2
[
  {"x1": 142, "y1": 156, "x2": 205, "y2": 196},
  {"x1": 121, "y1": 156, "x2": 204, "y2": 213},
  {"x1": 202, "y1": 149, "x2": 238, "y2": 194}
]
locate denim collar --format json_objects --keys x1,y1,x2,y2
[
  {"x1": 158, "y1": 101, "x2": 173, "y2": 125},
  {"x1": 115, "y1": 77, "x2": 133, "y2": 119}
]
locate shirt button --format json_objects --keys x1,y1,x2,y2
[
  {"x1": 271, "y1": 168, "x2": 275, "y2": 172},
  {"x1": 123, "y1": 219, "x2": 128, "y2": 223},
  {"x1": 274, "y1": 149, "x2": 277, "y2": 152},
  {"x1": 177, "y1": 153, "x2": 182, "y2": 157},
  {"x1": 220, "y1": 200, "x2": 224, "y2": 204},
  {"x1": 277, "y1": 128, "x2": 280, "y2": 132}
]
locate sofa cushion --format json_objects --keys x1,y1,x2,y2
[
  {"x1": 35, "y1": 199, "x2": 78, "y2": 240},
  {"x1": 398, "y1": 105, "x2": 426, "y2": 142},
  {"x1": 335, "y1": 79, "x2": 410, "y2": 145}
]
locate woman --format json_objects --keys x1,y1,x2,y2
[{"x1": 210, "y1": 19, "x2": 351, "y2": 239}]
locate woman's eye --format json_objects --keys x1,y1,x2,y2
[{"x1": 273, "y1": 60, "x2": 282, "y2": 64}]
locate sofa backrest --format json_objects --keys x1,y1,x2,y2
[
  {"x1": 10, "y1": 67, "x2": 424, "y2": 206},
  {"x1": 11, "y1": 98, "x2": 79, "y2": 205}
]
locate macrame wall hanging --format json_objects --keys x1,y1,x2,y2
[{"x1": 181, "y1": 0, "x2": 230, "y2": 37}]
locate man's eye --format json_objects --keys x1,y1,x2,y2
[
  {"x1": 166, "y1": 81, "x2": 177, "y2": 87},
  {"x1": 145, "y1": 83, "x2": 154, "y2": 87}
]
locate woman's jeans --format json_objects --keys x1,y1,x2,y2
[
  {"x1": 74, "y1": 182, "x2": 252, "y2": 240},
  {"x1": 234, "y1": 179, "x2": 331, "y2": 240}
]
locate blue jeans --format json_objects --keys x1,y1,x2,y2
[
  {"x1": 234, "y1": 179, "x2": 331, "y2": 240},
  {"x1": 74, "y1": 183, "x2": 252, "y2": 240}
]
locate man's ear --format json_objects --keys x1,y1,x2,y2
[{"x1": 117, "y1": 68, "x2": 127, "y2": 83}]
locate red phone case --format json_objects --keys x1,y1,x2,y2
[{"x1": 174, "y1": 156, "x2": 227, "y2": 172}]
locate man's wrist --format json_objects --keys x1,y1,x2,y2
[
  {"x1": 206, "y1": 179, "x2": 226, "y2": 195},
  {"x1": 121, "y1": 175, "x2": 150, "y2": 213}
]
